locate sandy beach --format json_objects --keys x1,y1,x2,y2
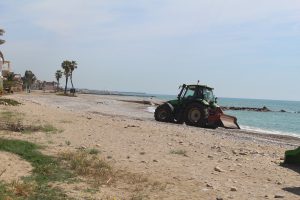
[{"x1": 1, "y1": 91, "x2": 300, "y2": 200}]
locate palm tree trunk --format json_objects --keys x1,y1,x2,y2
[
  {"x1": 0, "y1": 51, "x2": 4, "y2": 63},
  {"x1": 64, "y1": 77, "x2": 68, "y2": 94},
  {"x1": 57, "y1": 80, "x2": 60, "y2": 92},
  {"x1": 70, "y1": 73, "x2": 74, "y2": 89},
  {"x1": 28, "y1": 82, "x2": 31, "y2": 93}
]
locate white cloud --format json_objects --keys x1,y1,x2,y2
[
  {"x1": 22, "y1": 0, "x2": 118, "y2": 36},
  {"x1": 11, "y1": 0, "x2": 300, "y2": 40}
]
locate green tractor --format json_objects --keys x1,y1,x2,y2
[
  {"x1": 284, "y1": 147, "x2": 300, "y2": 164},
  {"x1": 154, "y1": 84, "x2": 240, "y2": 129}
]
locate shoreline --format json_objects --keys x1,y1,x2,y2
[
  {"x1": 145, "y1": 105, "x2": 300, "y2": 143},
  {"x1": 240, "y1": 125, "x2": 300, "y2": 140},
  {"x1": 98, "y1": 95, "x2": 300, "y2": 140},
  {"x1": 9, "y1": 91, "x2": 300, "y2": 146}
]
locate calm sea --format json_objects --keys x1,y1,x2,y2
[{"x1": 154, "y1": 94, "x2": 300, "y2": 137}]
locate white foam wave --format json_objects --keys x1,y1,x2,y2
[{"x1": 241, "y1": 125, "x2": 300, "y2": 138}]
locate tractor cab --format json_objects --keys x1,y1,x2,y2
[{"x1": 178, "y1": 84, "x2": 216, "y2": 105}]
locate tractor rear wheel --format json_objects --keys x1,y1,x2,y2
[
  {"x1": 154, "y1": 104, "x2": 174, "y2": 123},
  {"x1": 184, "y1": 103, "x2": 208, "y2": 127}
]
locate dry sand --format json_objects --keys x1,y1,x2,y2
[
  {"x1": 1, "y1": 91, "x2": 300, "y2": 199},
  {"x1": 0, "y1": 152, "x2": 32, "y2": 183}
]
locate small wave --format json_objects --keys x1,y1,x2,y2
[
  {"x1": 241, "y1": 125, "x2": 300, "y2": 138},
  {"x1": 146, "y1": 106, "x2": 156, "y2": 113}
]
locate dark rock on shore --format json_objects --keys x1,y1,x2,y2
[
  {"x1": 221, "y1": 106, "x2": 293, "y2": 113},
  {"x1": 221, "y1": 106, "x2": 271, "y2": 112}
]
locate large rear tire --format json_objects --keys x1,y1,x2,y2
[
  {"x1": 184, "y1": 103, "x2": 208, "y2": 127},
  {"x1": 154, "y1": 104, "x2": 174, "y2": 123}
]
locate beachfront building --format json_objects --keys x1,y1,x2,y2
[
  {"x1": 43, "y1": 81, "x2": 57, "y2": 91},
  {"x1": 31, "y1": 80, "x2": 43, "y2": 90},
  {"x1": 11, "y1": 73, "x2": 23, "y2": 92},
  {"x1": 0, "y1": 61, "x2": 11, "y2": 94},
  {"x1": 0, "y1": 61, "x2": 24, "y2": 93},
  {"x1": 31, "y1": 80, "x2": 57, "y2": 91},
  {"x1": 1, "y1": 61, "x2": 11, "y2": 77}
]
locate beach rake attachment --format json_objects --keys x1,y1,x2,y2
[{"x1": 208, "y1": 107, "x2": 240, "y2": 129}]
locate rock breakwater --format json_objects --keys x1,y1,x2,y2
[{"x1": 221, "y1": 106, "x2": 271, "y2": 112}]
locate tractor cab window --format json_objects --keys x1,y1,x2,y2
[
  {"x1": 203, "y1": 88, "x2": 215, "y2": 102},
  {"x1": 182, "y1": 86, "x2": 196, "y2": 99}
]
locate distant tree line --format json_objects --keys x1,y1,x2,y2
[
  {"x1": 3, "y1": 59, "x2": 78, "y2": 94},
  {"x1": 1, "y1": 28, "x2": 77, "y2": 95}
]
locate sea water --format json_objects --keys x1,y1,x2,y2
[{"x1": 154, "y1": 95, "x2": 300, "y2": 137}]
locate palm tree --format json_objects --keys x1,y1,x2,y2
[
  {"x1": 55, "y1": 70, "x2": 63, "y2": 91},
  {"x1": 23, "y1": 70, "x2": 36, "y2": 93},
  {"x1": 0, "y1": 28, "x2": 5, "y2": 94},
  {"x1": 61, "y1": 60, "x2": 71, "y2": 94},
  {"x1": 69, "y1": 60, "x2": 77, "y2": 91},
  {"x1": 0, "y1": 29, "x2": 4, "y2": 63}
]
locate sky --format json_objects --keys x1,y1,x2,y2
[{"x1": 0, "y1": 0, "x2": 300, "y2": 100}]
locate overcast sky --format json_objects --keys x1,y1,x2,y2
[{"x1": 1, "y1": 0, "x2": 300, "y2": 100}]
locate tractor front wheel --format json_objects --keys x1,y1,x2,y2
[
  {"x1": 184, "y1": 103, "x2": 208, "y2": 127},
  {"x1": 154, "y1": 104, "x2": 174, "y2": 123}
]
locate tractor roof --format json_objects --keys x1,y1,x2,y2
[{"x1": 187, "y1": 84, "x2": 214, "y2": 90}]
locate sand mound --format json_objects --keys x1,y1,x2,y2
[{"x1": 0, "y1": 151, "x2": 32, "y2": 182}]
